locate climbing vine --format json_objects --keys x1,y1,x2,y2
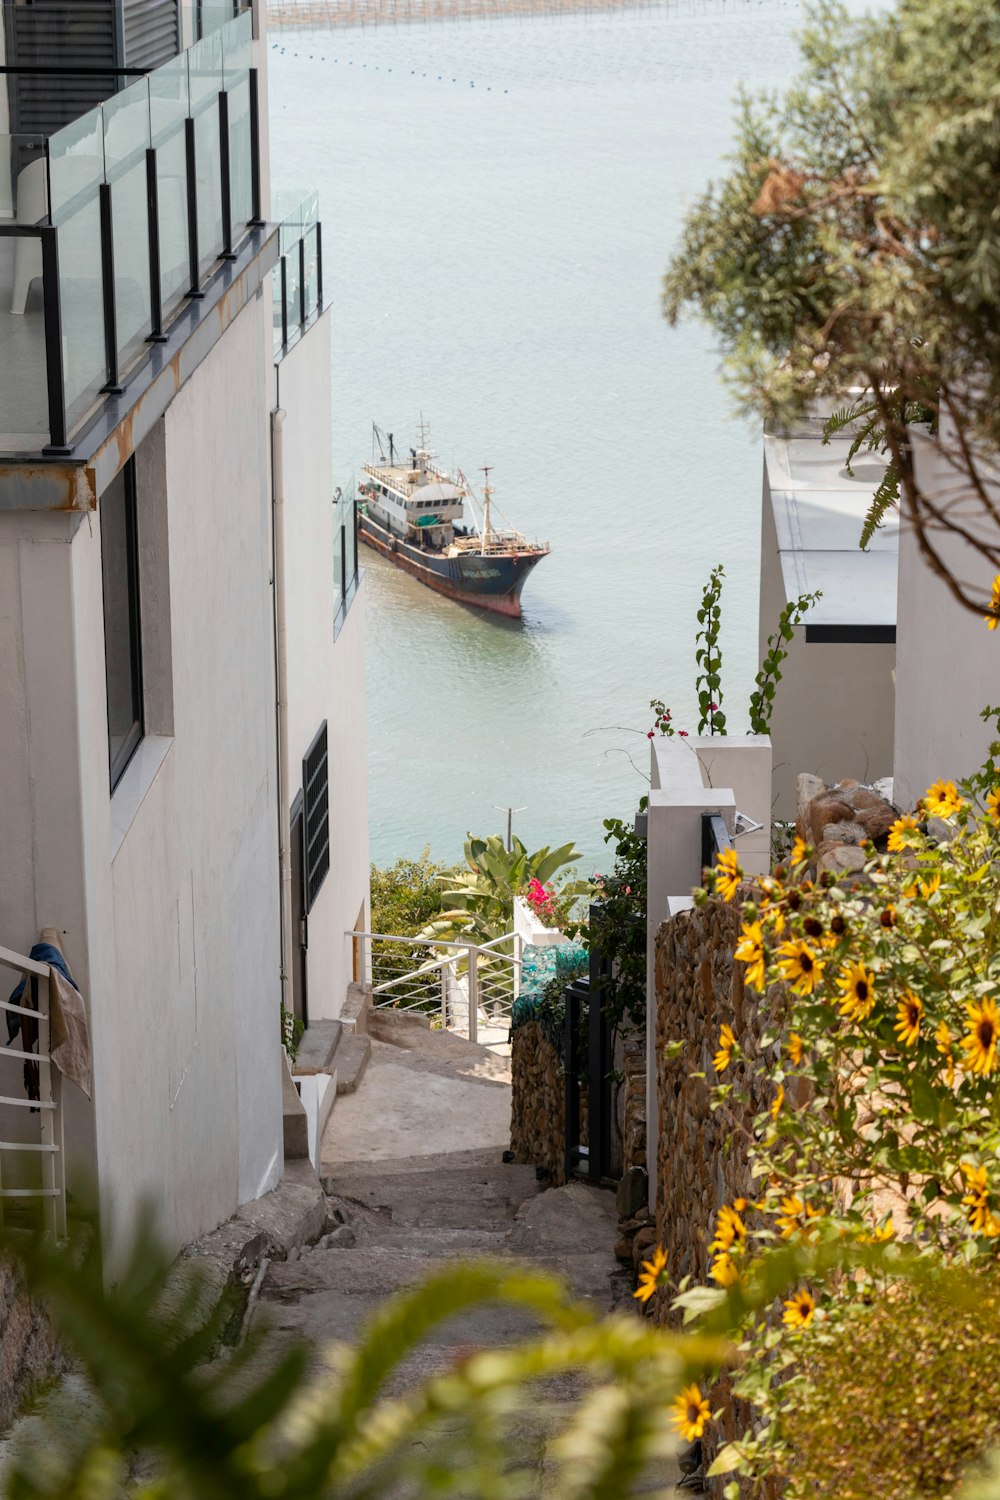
[
  {"x1": 748, "y1": 589, "x2": 822, "y2": 735},
  {"x1": 695, "y1": 563, "x2": 726, "y2": 735}
]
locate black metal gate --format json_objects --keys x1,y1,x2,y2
[{"x1": 564, "y1": 913, "x2": 614, "y2": 1184}]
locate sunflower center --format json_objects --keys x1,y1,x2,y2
[
  {"x1": 979, "y1": 1019, "x2": 995, "y2": 1049},
  {"x1": 800, "y1": 953, "x2": 814, "y2": 973},
  {"x1": 855, "y1": 981, "x2": 869, "y2": 1002}
]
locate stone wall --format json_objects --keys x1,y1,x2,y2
[
  {"x1": 510, "y1": 1020, "x2": 567, "y2": 1186},
  {"x1": 652, "y1": 900, "x2": 779, "y2": 1494},
  {"x1": 0, "y1": 1254, "x2": 63, "y2": 1433}
]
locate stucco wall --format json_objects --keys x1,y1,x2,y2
[
  {"x1": 275, "y1": 314, "x2": 370, "y2": 1020},
  {"x1": 893, "y1": 432, "x2": 1000, "y2": 810},
  {"x1": 0, "y1": 291, "x2": 284, "y2": 1256},
  {"x1": 759, "y1": 469, "x2": 896, "y2": 819}
]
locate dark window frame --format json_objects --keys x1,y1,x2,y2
[
  {"x1": 101, "y1": 457, "x2": 144, "y2": 790},
  {"x1": 302, "y1": 721, "x2": 330, "y2": 912}
]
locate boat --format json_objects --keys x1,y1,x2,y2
[{"x1": 356, "y1": 423, "x2": 550, "y2": 618}]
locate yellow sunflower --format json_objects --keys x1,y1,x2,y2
[
  {"x1": 961, "y1": 1163, "x2": 1000, "y2": 1236},
  {"x1": 713, "y1": 1024, "x2": 736, "y2": 1074},
  {"x1": 936, "y1": 1021, "x2": 956, "y2": 1087},
  {"x1": 633, "y1": 1245, "x2": 668, "y2": 1303},
  {"x1": 859, "y1": 1215, "x2": 895, "y2": 1244},
  {"x1": 894, "y1": 991, "x2": 922, "y2": 1047},
  {"x1": 786, "y1": 1032, "x2": 805, "y2": 1066},
  {"x1": 987, "y1": 787, "x2": 1000, "y2": 820},
  {"x1": 782, "y1": 1287, "x2": 816, "y2": 1330},
  {"x1": 770, "y1": 1083, "x2": 785, "y2": 1120},
  {"x1": 922, "y1": 780, "x2": 965, "y2": 820},
  {"x1": 714, "y1": 847, "x2": 743, "y2": 902},
  {"x1": 671, "y1": 1383, "x2": 712, "y2": 1442},
  {"x1": 777, "y1": 939, "x2": 825, "y2": 996},
  {"x1": 962, "y1": 997, "x2": 1000, "y2": 1076},
  {"x1": 734, "y1": 921, "x2": 767, "y2": 991},
  {"x1": 984, "y1": 574, "x2": 1000, "y2": 631},
  {"x1": 775, "y1": 1194, "x2": 822, "y2": 1241},
  {"x1": 789, "y1": 835, "x2": 810, "y2": 867},
  {"x1": 708, "y1": 1203, "x2": 747, "y2": 1255},
  {"x1": 710, "y1": 1252, "x2": 741, "y2": 1287},
  {"x1": 919, "y1": 871, "x2": 942, "y2": 899},
  {"x1": 887, "y1": 815, "x2": 920, "y2": 852},
  {"x1": 836, "y1": 962, "x2": 876, "y2": 1023}
]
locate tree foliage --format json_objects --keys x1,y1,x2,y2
[
  {"x1": 662, "y1": 0, "x2": 1000, "y2": 616},
  {"x1": 421, "y1": 834, "x2": 590, "y2": 948}
]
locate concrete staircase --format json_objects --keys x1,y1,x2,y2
[{"x1": 282, "y1": 984, "x2": 373, "y2": 1168}]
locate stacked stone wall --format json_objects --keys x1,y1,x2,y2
[
  {"x1": 510, "y1": 1020, "x2": 566, "y2": 1186},
  {"x1": 652, "y1": 901, "x2": 779, "y2": 1494},
  {"x1": 0, "y1": 1254, "x2": 64, "y2": 1433}
]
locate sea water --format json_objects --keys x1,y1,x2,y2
[{"x1": 268, "y1": 2, "x2": 854, "y2": 872}]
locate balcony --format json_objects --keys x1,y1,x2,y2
[
  {"x1": 272, "y1": 188, "x2": 322, "y2": 357},
  {"x1": 0, "y1": 6, "x2": 262, "y2": 456}
]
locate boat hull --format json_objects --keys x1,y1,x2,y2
[{"x1": 358, "y1": 511, "x2": 546, "y2": 618}]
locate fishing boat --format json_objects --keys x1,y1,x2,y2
[{"x1": 356, "y1": 424, "x2": 550, "y2": 618}]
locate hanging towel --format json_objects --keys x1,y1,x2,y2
[{"x1": 6, "y1": 941, "x2": 92, "y2": 1098}]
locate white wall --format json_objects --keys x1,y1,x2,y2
[
  {"x1": 760, "y1": 475, "x2": 896, "y2": 816},
  {"x1": 0, "y1": 292, "x2": 285, "y2": 1257},
  {"x1": 275, "y1": 312, "x2": 370, "y2": 1022},
  {"x1": 893, "y1": 431, "x2": 1000, "y2": 809}
]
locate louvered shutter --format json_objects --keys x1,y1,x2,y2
[
  {"x1": 3, "y1": 2, "x2": 119, "y2": 140},
  {"x1": 303, "y1": 724, "x2": 330, "y2": 912},
  {"x1": 123, "y1": 0, "x2": 179, "y2": 71}
]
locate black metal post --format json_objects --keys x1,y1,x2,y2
[
  {"x1": 185, "y1": 116, "x2": 204, "y2": 297},
  {"x1": 99, "y1": 182, "x2": 123, "y2": 393},
  {"x1": 145, "y1": 147, "x2": 168, "y2": 342},
  {"x1": 351, "y1": 482, "x2": 358, "y2": 580},
  {"x1": 248, "y1": 69, "x2": 265, "y2": 227},
  {"x1": 564, "y1": 981, "x2": 584, "y2": 1183},
  {"x1": 218, "y1": 89, "x2": 236, "y2": 260},
  {"x1": 298, "y1": 234, "x2": 306, "y2": 327},
  {"x1": 586, "y1": 958, "x2": 612, "y2": 1184},
  {"x1": 279, "y1": 255, "x2": 288, "y2": 348},
  {"x1": 316, "y1": 219, "x2": 323, "y2": 307},
  {"x1": 39, "y1": 227, "x2": 69, "y2": 454},
  {"x1": 340, "y1": 521, "x2": 347, "y2": 605}
]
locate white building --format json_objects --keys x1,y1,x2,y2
[{"x1": 0, "y1": 0, "x2": 368, "y2": 1256}]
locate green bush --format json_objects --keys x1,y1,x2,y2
[{"x1": 370, "y1": 849, "x2": 453, "y2": 937}]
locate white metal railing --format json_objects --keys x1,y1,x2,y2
[
  {"x1": 350, "y1": 931, "x2": 523, "y2": 1048},
  {"x1": 0, "y1": 944, "x2": 67, "y2": 1238}
]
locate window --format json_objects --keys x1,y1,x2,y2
[
  {"x1": 303, "y1": 722, "x2": 329, "y2": 911},
  {"x1": 100, "y1": 459, "x2": 144, "y2": 789},
  {"x1": 333, "y1": 489, "x2": 360, "y2": 630}
]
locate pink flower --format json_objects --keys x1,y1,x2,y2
[
  {"x1": 708, "y1": 702, "x2": 718, "y2": 711},
  {"x1": 625, "y1": 886, "x2": 631, "y2": 895},
  {"x1": 679, "y1": 730, "x2": 689, "y2": 738},
  {"x1": 647, "y1": 730, "x2": 655, "y2": 739}
]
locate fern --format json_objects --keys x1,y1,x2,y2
[{"x1": 859, "y1": 461, "x2": 901, "y2": 550}]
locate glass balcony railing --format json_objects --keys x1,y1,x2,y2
[
  {"x1": 333, "y1": 484, "x2": 360, "y2": 634},
  {"x1": 272, "y1": 189, "x2": 323, "y2": 357},
  {"x1": 0, "y1": 7, "x2": 260, "y2": 456}
]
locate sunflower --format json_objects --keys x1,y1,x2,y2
[
  {"x1": 708, "y1": 1203, "x2": 747, "y2": 1255},
  {"x1": 962, "y1": 997, "x2": 1000, "y2": 1076},
  {"x1": 887, "y1": 815, "x2": 920, "y2": 852},
  {"x1": 633, "y1": 1245, "x2": 668, "y2": 1303},
  {"x1": 789, "y1": 835, "x2": 810, "y2": 867},
  {"x1": 860, "y1": 1215, "x2": 895, "y2": 1244},
  {"x1": 758, "y1": 879, "x2": 786, "y2": 934},
  {"x1": 786, "y1": 1032, "x2": 805, "y2": 1066},
  {"x1": 714, "y1": 847, "x2": 743, "y2": 901},
  {"x1": 987, "y1": 787, "x2": 1000, "y2": 820},
  {"x1": 782, "y1": 1287, "x2": 816, "y2": 1330},
  {"x1": 710, "y1": 1252, "x2": 741, "y2": 1287},
  {"x1": 734, "y1": 921, "x2": 767, "y2": 991},
  {"x1": 936, "y1": 1021, "x2": 956, "y2": 1087},
  {"x1": 879, "y1": 905, "x2": 896, "y2": 929},
  {"x1": 775, "y1": 1194, "x2": 822, "y2": 1240},
  {"x1": 919, "y1": 871, "x2": 941, "y2": 899},
  {"x1": 894, "y1": 991, "x2": 922, "y2": 1047},
  {"x1": 777, "y1": 940, "x2": 825, "y2": 996},
  {"x1": 961, "y1": 1163, "x2": 1000, "y2": 1236},
  {"x1": 984, "y1": 574, "x2": 1000, "y2": 631},
  {"x1": 770, "y1": 1083, "x2": 785, "y2": 1120},
  {"x1": 922, "y1": 780, "x2": 965, "y2": 820},
  {"x1": 671, "y1": 1383, "x2": 712, "y2": 1442},
  {"x1": 836, "y1": 962, "x2": 876, "y2": 1023},
  {"x1": 713, "y1": 1024, "x2": 736, "y2": 1074}
]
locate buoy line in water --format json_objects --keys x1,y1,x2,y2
[{"x1": 268, "y1": 0, "x2": 797, "y2": 30}]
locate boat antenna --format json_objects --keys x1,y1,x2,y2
[
  {"x1": 388, "y1": 431, "x2": 397, "y2": 466},
  {"x1": 481, "y1": 465, "x2": 493, "y2": 555},
  {"x1": 417, "y1": 412, "x2": 430, "y2": 450},
  {"x1": 372, "y1": 422, "x2": 388, "y2": 464}
]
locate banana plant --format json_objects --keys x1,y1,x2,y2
[{"x1": 419, "y1": 834, "x2": 592, "y2": 949}]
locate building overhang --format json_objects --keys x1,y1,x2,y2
[{"x1": 0, "y1": 224, "x2": 278, "y2": 513}]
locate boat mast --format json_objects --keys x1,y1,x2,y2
[{"x1": 481, "y1": 465, "x2": 493, "y2": 555}]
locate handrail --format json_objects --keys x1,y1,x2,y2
[{"x1": 0, "y1": 944, "x2": 49, "y2": 979}]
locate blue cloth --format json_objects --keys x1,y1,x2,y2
[{"x1": 6, "y1": 942, "x2": 78, "y2": 1046}]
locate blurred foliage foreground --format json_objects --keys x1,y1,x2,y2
[{"x1": 0, "y1": 1222, "x2": 725, "y2": 1500}]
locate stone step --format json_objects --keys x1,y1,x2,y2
[
  {"x1": 334, "y1": 1032, "x2": 371, "y2": 1095},
  {"x1": 292, "y1": 1020, "x2": 343, "y2": 1076}
]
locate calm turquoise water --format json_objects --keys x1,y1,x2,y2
[{"x1": 268, "y1": 2, "x2": 861, "y2": 872}]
